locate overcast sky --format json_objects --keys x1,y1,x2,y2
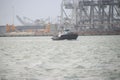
[{"x1": 0, "y1": 0, "x2": 62, "y2": 25}]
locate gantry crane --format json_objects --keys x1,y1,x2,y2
[{"x1": 61, "y1": 0, "x2": 120, "y2": 31}]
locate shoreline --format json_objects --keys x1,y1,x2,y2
[
  {"x1": 0, "y1": 34, "x2": 120, "y2": 37},
  {"x1": 0, "y1": 30, "x2": 120, "y2": 37}
]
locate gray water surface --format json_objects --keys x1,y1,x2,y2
[{"x1": 0, "y1": 36, "x2": 120, "y2": 80}]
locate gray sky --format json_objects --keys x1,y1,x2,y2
[{"x1": 0, "y1": 0, "x2": 62, "y2": 26}]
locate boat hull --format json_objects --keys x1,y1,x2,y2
[{"x1": 52, "y1": 32, "x2": 78, "y2": 40}]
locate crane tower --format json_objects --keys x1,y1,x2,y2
[{"x1": 61, "y1": 0, "x2": 120, "y2": 31}]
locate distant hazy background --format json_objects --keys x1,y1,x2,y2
[{"x1": 0, "y1": 0, "x2": 62, "y2": 25}]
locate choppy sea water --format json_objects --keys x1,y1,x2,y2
[{"x1": 0, "y1": 36, "x2": 120, "y2": 80}]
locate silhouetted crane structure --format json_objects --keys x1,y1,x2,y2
[{"x1": 61, "y1": 0, "x2": 120, "y2": 31}]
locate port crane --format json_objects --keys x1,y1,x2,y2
[
  {"x1": 61, "y1": 0, "x2": 120, "y2": 31},
  {"x1": 16, "y1": 15, "x2": 45, "y2": 26}
]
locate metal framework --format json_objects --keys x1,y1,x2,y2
[{"x1": 61, "y1": 0, "x2": 120, "y2": 31}]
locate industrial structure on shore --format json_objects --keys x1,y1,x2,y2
[
  {"x1": 0, "y1": 16, "x2": 57, "y2": 36},
  {"x1": 0, "y1": 0, "x2": 120, "y2": 36},
  {"x1": 60, "y1": 0, "x2": 120, "y2": 34},
  {"x1": 16, "y1": 15, "x2": 50, "y2": 26}
]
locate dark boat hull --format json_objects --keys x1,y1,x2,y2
[{"x1": 52, "y1": 32, "x2": 78, "y2": 40}]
